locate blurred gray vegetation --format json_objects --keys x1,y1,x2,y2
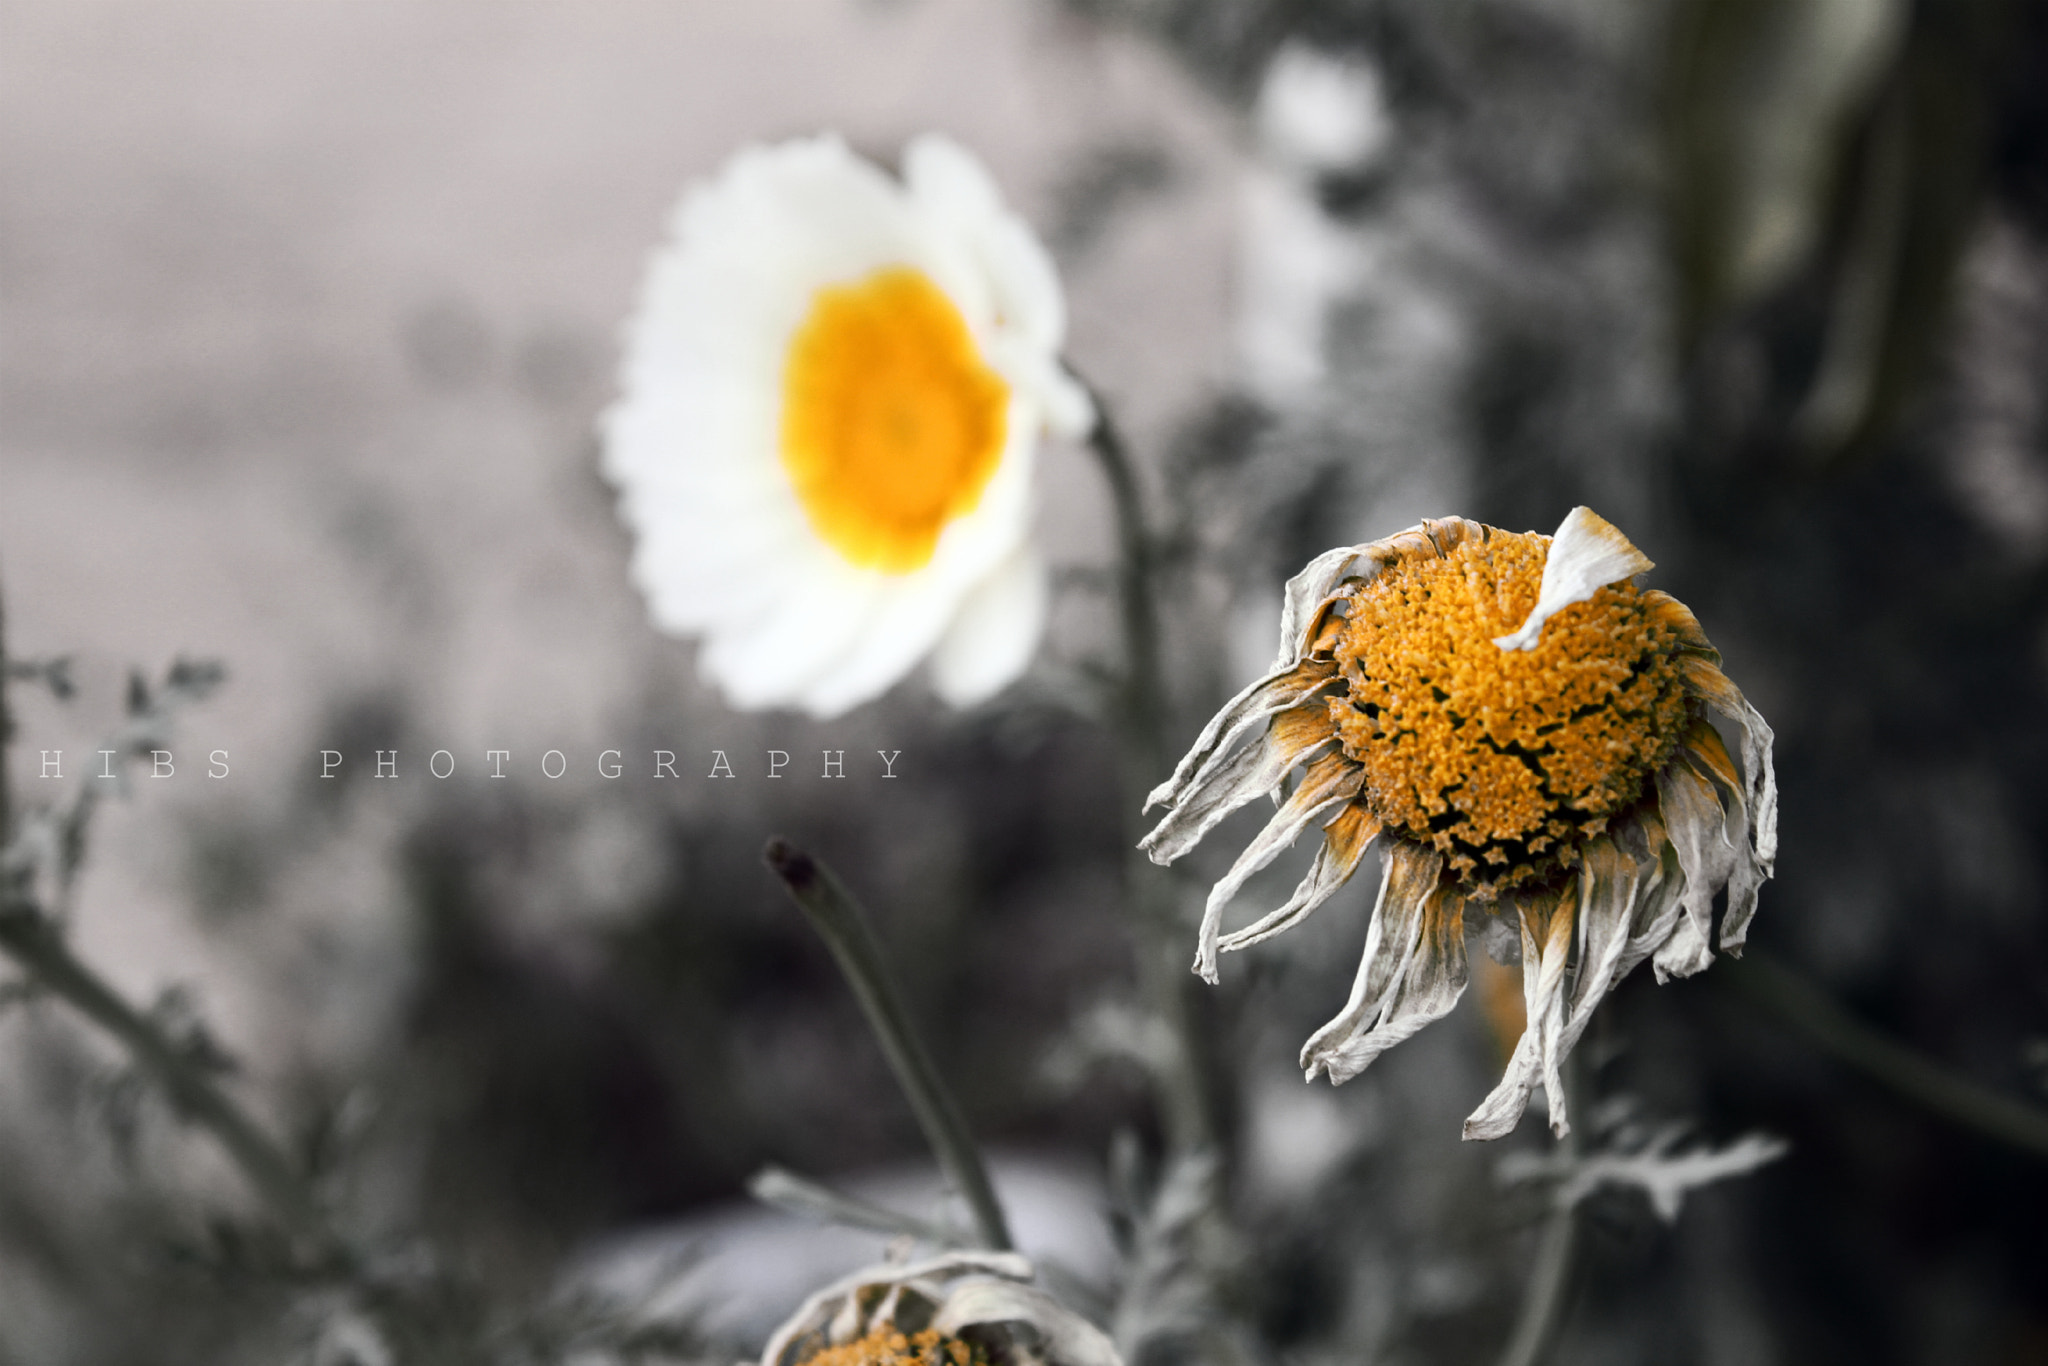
[{"x1": 3, "y1": 0, "x2": 2048, "y2": 1363}]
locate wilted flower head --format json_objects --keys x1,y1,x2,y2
[
  {"x1": 604, "y1": 135, "x2": 1091, "y2": 718},
  {"x1": 761, "y1": 1252, "x2": 1120, "y2": 1366},
  {"x1": 1142, "y1": 509, "x2": 1776, "y2": 1139}
]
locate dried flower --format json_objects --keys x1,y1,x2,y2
[
  {"x1": 1142, "y1": 509, "x2": 1776, "y2": 1139},
  {"x1": 761, "y1": 1252, "x2": 1120, "y2": 1366},
  {"x1": 604, "y1": 135, "x2": 1090, "y2": 718}
]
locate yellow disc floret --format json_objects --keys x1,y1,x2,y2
[
  {"x1": 1327, "y1": 530, "x2": 1694, "y2": 899},
  {"x1": 781, "y1": 266, "x2": 1011, "y2": 574},
  {"x1": 797, "y1": 1327, "x2": 990, "y2": 1366}
]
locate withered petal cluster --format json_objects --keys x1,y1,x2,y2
[
  {"x1": 1142, "y1": 509, "x2": 1776, "y2": 1140},
  {"x1": 764, "y1": 1253, "x2": 1121, "y2": 1366}
]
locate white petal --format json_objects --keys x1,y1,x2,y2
[
  {"x1": 1299, "y1": 846, "x2": 1465, "y2": 1085},
  {"x1": 1462, "y1": 893, "x2": 1574, "y2": 1140},
  {"x1": 1547, "y1": 839, "x2": 1639, "y2": 1095},
  {"x1": 1493, "y1": 506, "x2": 1655, "y2": 652},
  {"x1": 1612, "y1": 811, "x2": 1685, "y2": 982},
  {"x1": 1140, "y1": 705, "x2": 1334, "y2": 865},
  {"x1": 759, "y1": 1253, "x2": 1037, "y2": 1366},
  {"x1": 699, "y1": 572, "x2": 883, "y2": 711},
  {"x1": 929, "y1": 544, "x2": 1048, "y2": 707},
  {"x1": 1218, "y1": 804, "x2": 1380, "y2": 953},
  {"x1": 933, "y1": 1281, "x2": 1122, "y2": 1366},
  {"x1": 1653, "y1": 760, "x2": 1735, "y2": 982},
  {"x1": 1653, "y1": 912, "x2": 1713, "y2": 983},
  {"x1": 793, "y1": 440, "x2": 1033, "y2": 718},
  {"x1": 1192, "y1": 754, "x2": 1364, "y2": 983},
  {"x1": 1681, "y1": 656, "x2": 1779, "y2": 874},
  {"x1": 1141, "y1": 661, "x2": 1337, "y2": 821},
  {"x1": 1270, "y1": 545, "x2": 1381, "y2": 672},
  {"x1": 906, "y1": 134, "x2": 1068, "y2": 354}
]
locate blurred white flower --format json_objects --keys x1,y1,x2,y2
[
  {"x1": 604, "y1": 134, "x2": 1091, "y2": 718},
  {"x1": 1255, "y1": 43, "x2": 1391, "y2": 174},
  {"x1": 1237, "y1": 46, "x2": 1386, "y2": 404}
]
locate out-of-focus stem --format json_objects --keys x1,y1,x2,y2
[
  {"x1": 0, "y1": 901, "x2": 335, "y2": 1253},
  {"x1": 763, "y1": 838, "x2": 1013, "y2": 1251},
  {"x1": 1078, "y1": 377, "x2": 1216, "y2": 1158},
  {"x1": 0, "y1": 598, "x2": 335, "y2": 1259},
  {"x1": 748, "y1": 1165, "x2": 959, "y2": 1246},
  {"x1": 1496, "y1": 1203, "x2": 1577, "y2": 1366},
  {"x1": 1, "y1": 577, "x2": 13, "y2": 845},
  {"x1": 1494, "y1": 1052, "x2": 1582, "y2": 1366},
  {"x1": 1081, "y1": 383, "x2": 1166, "y2": 777},
  {"x1": 1724, "y1": 950, "x2": 2048, "y2": 1161}
]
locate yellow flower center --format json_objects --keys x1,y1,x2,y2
[
  {"x1": 781, "y1": 266, "x2": 1011, "y2": 573},
  {"x1": 1327, "y1": 530, "x2": 1694, "y2": 899},
  {"x1": 797, "y1": 1327, "x2": 989, "y2": 1366}
]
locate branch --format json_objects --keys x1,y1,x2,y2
[
  {"x1": 762, "y1": 838, "x2": 1012, "y2": 1251},
  {"x1": 1724, "y1": 950, "x2": 2048, "y2": 1161},
  {"x1": 0, "y1": 900, "x2": 337, "y2": 1255}
]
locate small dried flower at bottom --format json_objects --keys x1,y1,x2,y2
[{"x1": 763, "y1": 1252, "x2": 1121, "y2": 1366}]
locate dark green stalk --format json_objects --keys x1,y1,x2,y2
[
  {"x1": 762, "y1": 838, "x2": 1012, "y2": 1250},
  {"x1": 1081, "y1": 385, "x2": 1167, "y2": 776},
  {"x1": 747, "y1": 1165, "x2": 959, "y2": 1246},
  {"x1": 1079, "y1": 377, "x2": 1217, "y2": 1158},
  {"x1": 1, "y1": 576, "x2": 12, "y2": 848},
  {"x1": 1495, "y1": 1051, "x2": 1584, "y2": 1366},
  {"x1": 0, "y1": 593, "x2": 336, "y2": 1258},
  {"x1": 1724, "y1": 949, "x2": 2048, "y2": 1161},
  {"x1": 0, "y1": 902, "x2": 335, "y2": 1251}
]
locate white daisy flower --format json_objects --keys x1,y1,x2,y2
[{"x1": 604, "y1": 134, "x2": 1091, "y2": 718}]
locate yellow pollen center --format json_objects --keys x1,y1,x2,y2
[
  {"x1": 1327, "y1": 531, "x2": 1694, "y2": 898},
  {"x1": 797, "y1": 1327, "x2": 989, "y2": 1366},
  {"x1": 781, "y1": 266, "x2": 1011, "y2": 573}
]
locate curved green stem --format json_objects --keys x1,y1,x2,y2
[
  {"x1": 1080, "y1": 381, "x2": 1167, "y2": 775},
  {"x1": 1724, "y1": 949, "x2": 2048, "y2": 1161},
  {"x1": 1076, "y1": 375, "x2": 1217, "y2": 1158},
  {"x1": 1, "y1": 576, "x2": 13, "y2": 845},
  {"x1": 0, "y1": 902, "x2": 338, "y2": 1254},
  {"x1": 1494, "y1": 1050, "x2": 1582, "y2": 1366},
  {"x1": 763, "y1": 838, "x2": 1013, "y2": 1251}
]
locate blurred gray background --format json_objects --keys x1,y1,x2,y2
[{"x1": 5, "y1": 1, "x2": 2048, "y2": 1364}]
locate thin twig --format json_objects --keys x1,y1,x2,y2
[
  {"x1": 0, "y1": 901, "x2": 337, "y2": 1253},
  {"x1": 1723, "y1": 949, "x2": 2048, "y2": 1161},
  {"x1": 1, "y1": 574, "x2": 12, "y2": 847},
  {"x1": 1494, "y1": 1050, "x2": 1583, "y2": 1366},
  {"x1": 1080, "y1": 380, "x2": 1167, "y2": 776},
  {"x1": 0, "y1": 603, "x2": 338, "y2": 1259},
  {"x1": 1496, "y1": 1203, "x2": 1576, "y2": 1366},
  {"x1": 747, "y1": 1164, "x2": 962, "y2": 1246},
  {"x1": 1074, "y1": 370, "x2": 1218, "y2": 1159},
  {"x1": 762, "y1": 838, "x2": 1012, "y2": 1251}
]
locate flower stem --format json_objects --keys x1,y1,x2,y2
[
  {"x1": 762, "y1": 837, "x2": 1013, "y2": 1251},
  {"x1": 747, "y1": 1164, "x2": 960, "y2": 1246},
  {"x1": 1, "y1": 576, "x2": 13, "y2": 847},
  {"x1": 1494, "y1": 1051, "x2": 1583, "y2": 1366},
  {"x1": 0, "y1": 586, "x2": 335, "y2": 1259},
  {"x1": 1496, "y1": 1203, "x2": 1577, "y2": 1366},
  {"x1": 1078, "y1": 377, "x2": 1217, "y2": 1158},
  {"x1": 0, "y1": 900, "x2": 336, "y2": 1253},
  {"x1": 1723, "y1": 949, "x2": 2048, "y2": 1161},
  {"x1": 1080, "y1": 384, "x2": 1166, "y2": 776}
]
